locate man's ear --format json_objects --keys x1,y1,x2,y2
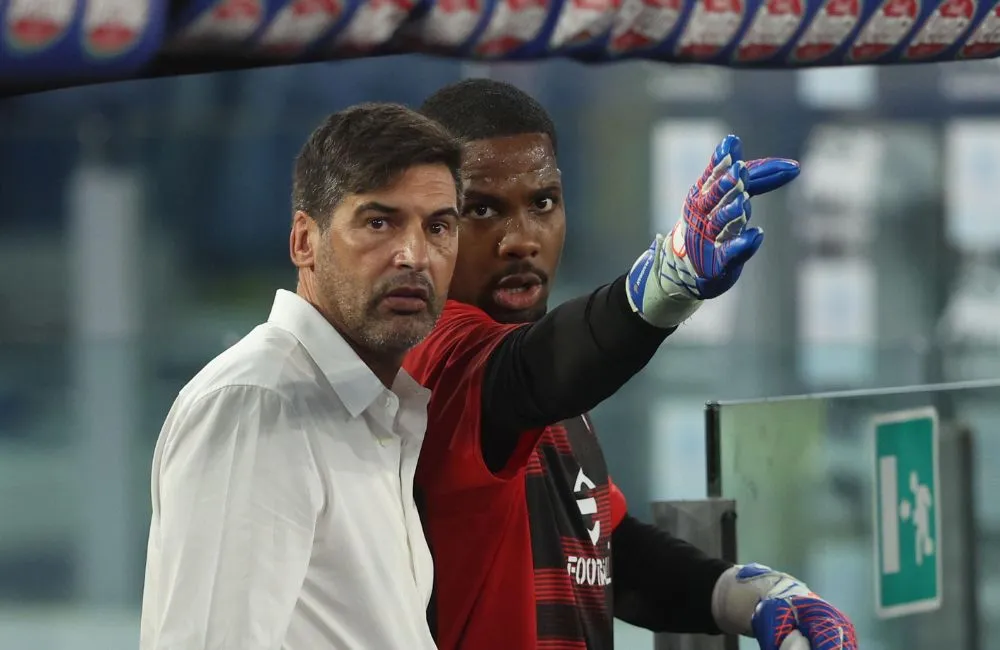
[{"x1": 290, "y1": 210, "x2": 317, "y2": 269}]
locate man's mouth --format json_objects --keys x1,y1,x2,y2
[
  {"x1": 492, "y1": 273, "x2": 544, "y2": 311},
  {"x1": 381, "y1": 286, "x2": 430, "y2": 314}
]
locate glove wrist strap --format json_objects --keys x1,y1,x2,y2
[
  {"x1": 628, "y1": 291, "x2": 703, "y2": 329},
  {"x1": 711, "y1": 566, "x2": 761, "y2": 637}
]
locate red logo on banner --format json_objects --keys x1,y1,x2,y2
[
  {"x1": 848, "y1": 0, "x2": 920, "y2": 62},
  {"x1": 4, "y1": 0, "x2": 75, "y2": 53},
  {"x1": 549, "y1": 0, "x2": 619, "y2": 49},
  {"x1": 960, "y1": 1, "x2": 1000, "y2": 57},
  {"x1": 790, "y1": 0, "x2": 860, "y2": 62},
  {"x1": 735, "y1": 0, "x2": 805, "y2": 62},
  {"x1": 84, "y1": 0, "x2": 152, "y2": 57},
  {"x1": 608, "y1": 0, "x2": 684, "y2": 53},
  {"x1": 904, "y1": 0, "x2": 975, "y2": 59},
  {"x1": 473, "y1": 0, "x2": 550, "y2": 57},
  {"x1": 676, "y1": 0, "x2": 746, "y2": 59},
  {"x1": 257, "y1": 0, "x2": 343, "y2": 56}
]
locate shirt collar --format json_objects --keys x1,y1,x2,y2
[{"x1": 267, "y1": 289, "x2": 428, "y2": 420}]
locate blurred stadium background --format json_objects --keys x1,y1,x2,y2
[{"x1": 4, "y1": 22, "x2": 1000, "y2": 650}]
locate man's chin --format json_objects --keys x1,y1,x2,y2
[{"x1": 483, "y1": 301, "x2": 547, "y2": 324}]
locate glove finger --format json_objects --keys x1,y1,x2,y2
[
  {"x1": 697, "y1": 135, "x2": 743, "y2": 194},
  {"x1": 719, "y1": 226, "x2": 763, "y2": 271},
  {"x1": 746, "y1": 158, "x2": 800, "y2": 196},
  {"x1": 778, "y1": 631, "x2": 812, "y2": 650},
  {"x1": 705, "y1": 160, "x2": 747, "y2": 206},
  {"x1": 752, "y1": 599, "x2": 798, "y2": 650},
  {"x1": 794, "y1": 599, "x2": 857, "y2": 650},
  {"x1": 713, "y1": 191, "x2": 749, "y2": 237}
]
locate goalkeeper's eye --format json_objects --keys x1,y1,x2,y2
[{"x1": 465, "y1": 204, "x2": 498, "y2": 220}]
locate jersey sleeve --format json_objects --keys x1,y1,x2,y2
[{"x1": 404, "y1": 301, "x2": 545, "y2": 493}]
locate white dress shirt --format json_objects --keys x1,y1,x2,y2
[{"x1": 140, "y1": 289, "x2": 436, "y2": 650}]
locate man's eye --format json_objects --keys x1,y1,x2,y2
[
  {"x1": 368, "y1": 218, "x2": 386, "y2": 230},
  {"x1": 535, "y1": 197, "x2": 556, "y2": 212},
  {"x1": 428, "y1": 222, "x2": 450, "y2": 235},
  {"x1": 466, "y1": 205, "x2": 498, "y2": 220}
]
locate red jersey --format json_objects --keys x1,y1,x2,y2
[{"x1": 404, "y1": 300, "x2": 627, "y2": 650}]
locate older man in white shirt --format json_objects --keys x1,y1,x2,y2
[{"x1": 140, "y1": 103, "x2": 462, "y2": 650}]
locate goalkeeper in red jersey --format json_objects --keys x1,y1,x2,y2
[{"x1": 404, "y1": 79, "x2": 857, "y2": 650}]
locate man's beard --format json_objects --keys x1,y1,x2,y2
[{"x1": 320, "y1": 263, "x2": 443, "y2": 356}]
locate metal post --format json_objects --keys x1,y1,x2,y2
[{"x1": 651, "y1": 499, "x2": 739, "y2": 650}]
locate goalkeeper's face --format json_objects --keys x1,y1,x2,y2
[{"x1": 451, "y1": 133, "x2": 566, "y2": 324}]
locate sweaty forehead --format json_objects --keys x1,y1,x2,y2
[{"x1": 461, "y1": 134, "x2": 560, "y2": 189}]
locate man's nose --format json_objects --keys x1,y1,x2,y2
[
  {"x1": 394, "y1": 222, "x2": 431, "y2": 271},
  {"x1": 497, "y1": 213, "x2": 541, "y2": 260}
]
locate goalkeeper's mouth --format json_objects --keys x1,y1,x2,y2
[{"x1": 492, "y1": 273, "x2": 544, "y2": 311}]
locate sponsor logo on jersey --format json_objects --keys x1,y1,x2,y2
[
  {"x1": 847, "y1": 0, "x2": 920, "y2": 62},
  {"x1": 257, "y1": 0, "x2": 344, "y2": 56},
  {"x1": 83, "y1": 0, "x2": 151, "y2": 58},
  {"x1": 904, "y1": 0, "x2": 975, "y2": 59},
  {"x1": 566, "y1": 553, "x2": 612, "y2": 586},
  {"x1": 473, "y1": 0, "x2": 550, "y2": 57},
  {"x1": 169, "y1": 0, "x2": 265, "y2": 52},
  {"x1": 959, "y1": 0, "x2": 1000, "y2": 57},
  {"x1": 550, "y1": 0, "x2": 619, "y2": 49},
  {"x1": 4, "y1": 0, "x2": 75, "y2": 53},
  {"x1": 608, "y1": 0, "x2": 684, "y2": 53},
  {"x1": 789, "y1": 0, "x2": 860, "y2": 63},
  {"x1": 734, "y1": 0, "x2": 805, "y2": 62},
  {"x1": 676, "y1": 0, "x2": 746, "y2": 59}
]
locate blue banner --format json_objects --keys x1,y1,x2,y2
[{"x1": 2, "y1": 0, "x2": 1000, "y2": 93}]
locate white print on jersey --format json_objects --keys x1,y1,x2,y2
[
  {"x1": 574, "y1": 468, "x2": 601, "y2": 546},
  {"x1": 566, "y1": 553, "x2": 613, "y2": 586}
]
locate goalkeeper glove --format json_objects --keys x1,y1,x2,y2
[
  {"x1": 712, "y1": 563, "x2": 858, "y2": 650},
  {"x1": 626, "y1": 134, "x2": 799, "y2": 328}
]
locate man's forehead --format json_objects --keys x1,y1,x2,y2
[{"x1": 461, "y1": 134, "x2": 560, "y2": 184}]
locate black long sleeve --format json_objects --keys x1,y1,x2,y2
[
  {"x1": 611, "y1": 514, "x2": 732, "y2": 634},
  {"x1": 479, "y1": 275, "x2": 672, "y2": 471}
]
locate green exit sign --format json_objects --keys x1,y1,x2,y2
[{"x1": 873, "y1": 407, "x2": 942, "y2": 619}]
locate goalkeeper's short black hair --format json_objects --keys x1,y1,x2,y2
[{"x1": 419, "y1": 78, "x2": 558, "y2": 153}]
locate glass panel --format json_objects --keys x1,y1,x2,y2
[{"x1": 714, "y1": 381, "x2": 1000, "y2": 650}]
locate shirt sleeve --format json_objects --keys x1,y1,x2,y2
[
  {"x1": 612, "y1": 513, "x2": 732, "y2": 634},
  {"x1": 404, "y1": 302, "x2": 541, "y2": 492},
  {"x1": 143, "y1": 385, "x2": 324, "y2": 650}
]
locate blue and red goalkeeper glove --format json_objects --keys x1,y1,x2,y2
[
  {"x1": 626, "y1": 134, "x2": 799, "y2": 328},
  {"x1": 713, "y1": 564, "x2": 858, "y2": 650}
]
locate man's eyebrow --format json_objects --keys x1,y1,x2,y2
[
  {"x1": 533, "y1": 182, "x2": 563, "y2": 194},
  {"x1": 430, "y1": 206, "x2": 460, "y2": 219},
  {"x1": 353, "y1": 201, "x2": 399, "y2": 215},
  {"x1": 462, "y1": 188, "x2": 503, "y2": 203}
]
